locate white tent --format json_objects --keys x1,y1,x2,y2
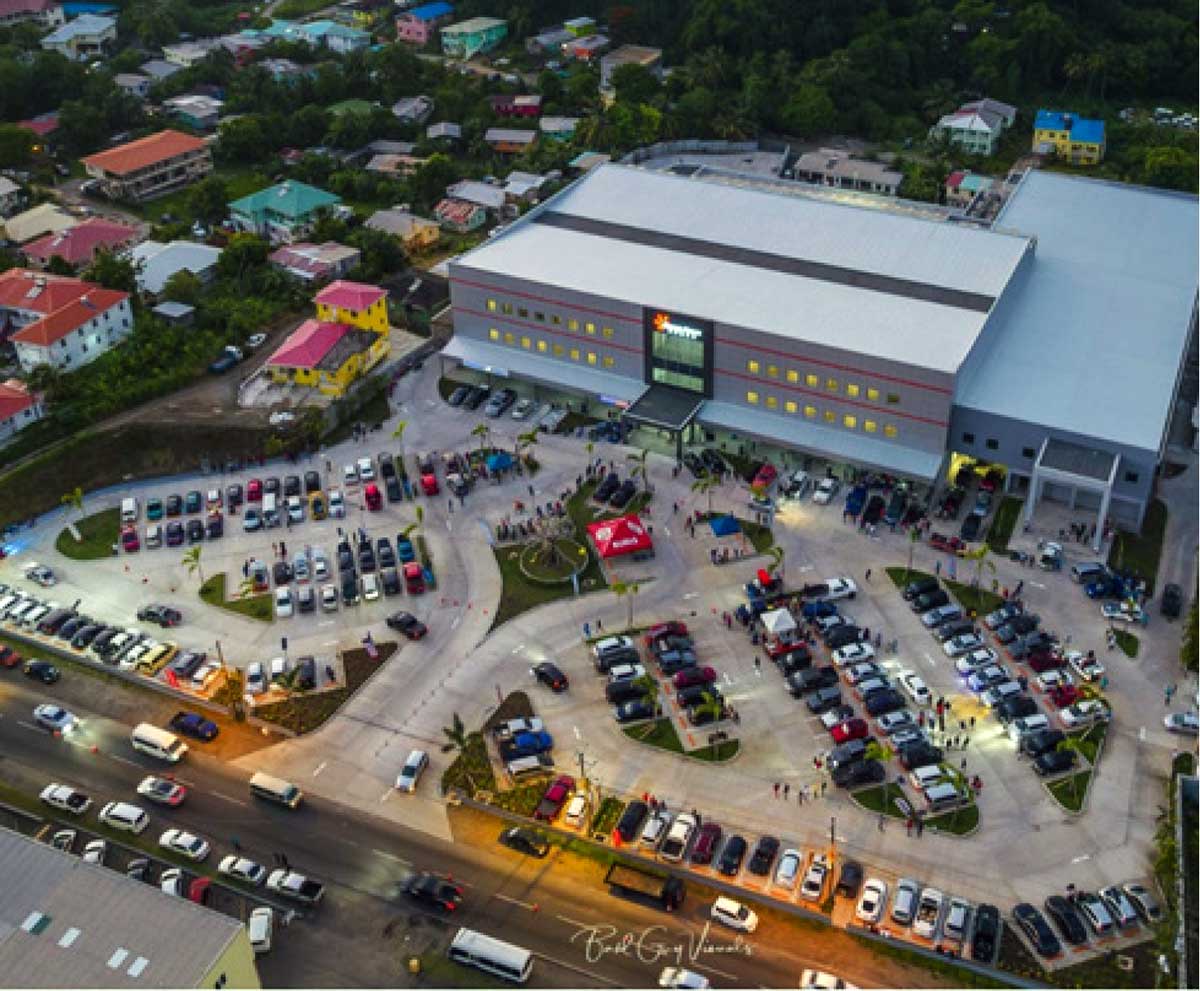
[{"x1": 761, "y1": 608, "x2": 796, "y2": 637}]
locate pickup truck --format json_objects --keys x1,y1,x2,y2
[
  {"x1": 266, "y1": 869, "x2": 325, "y2": 905},
  {"x1": 604, "y1": 862, "x2": 685, "y2": 910},
  {"x1": 40, "y1": 783, "x2": 92, "y2": 815}
]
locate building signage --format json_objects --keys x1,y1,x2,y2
[{"x1": 651, "y1": 311, "x2": 704, "y2": 341}]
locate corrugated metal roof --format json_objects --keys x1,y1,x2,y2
[
  {"x1": 957, "y1": 170, "x2": 1198, "y2": 452},
  {"x1": 455, "y1": 164, "x2": 1031, "y2": 373}
]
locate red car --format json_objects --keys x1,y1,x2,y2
[
  {"x1": 247, "y1": 478, "x2": 263, "y2": 502},
  {"x1": 767, "y1": 638, "x2": 809, "y2": 661},
  {"x1": 420, "y1": 472, "x2": 439, "y2": 496},
  {"x1": 1048, "y1": 685, "x2": 1081, "y2": 709},
  {"x1": 533, "y1": 775, "x2": 574, "y2": 821},
  {"x1": 643, "y1": 621, "x2": 688, "y2": 646},
  {"x1": 929, "y1": 533, "x2": 967, "y2": 555},
  {"x1": 188, "y1": 877, "x2": 211, "y2": 905},
  {"x1": 0, "y1": 645, "x2": 21, "y2": 668},
  {"x1": 673, "y1": 666, "x2": 717, "y2": 690},
  {"x1": 752, "y1": 462, "x2": 778, "y2": 489},
  {"x1": 690, "y1": 821, "x2": 722, "y2": 865},
  {"x1": 830, "y1": 718, "x2": 870, "y2": 744},
  {"x1": 1026, "y1": 650, "x2": 1062, "y2": 674},
  {"x1": 121, "y1": 525, "x2": 140, "y2": 552},
  {"x1": 364, "y1": 483, "x2": 382, "y2": 510}
]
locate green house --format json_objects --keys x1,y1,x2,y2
[{"x1": 228, "y1": 180, "x2": 342, "y2": 244}]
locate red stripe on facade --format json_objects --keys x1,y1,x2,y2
[{"x1": 457, "y1": 307, "x2": 645, "y2": 354}]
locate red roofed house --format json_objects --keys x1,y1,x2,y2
[
  {"x1": 433, "y1": 197, "x2": 486, "y2": 232},
  {"x1": 81, "y1": 129, "x2": 212, "y2": 203},
  {"x1": 0, "y1": 0, "x2": 63, "y2": 28},
  {"x1": 18, "y1": 111, "x2": 59, "y2": 140},
  {"x1": 0, "y1": 269, "x2": 132, "y2": 373},
  {"x1": 266, "y1": 281, "x2": 389, "y2": 397},
  {"x1": 23, "y1": 217, "x2": 138, "y2": 270},
  {"x1": 268, "y1": 241, "x2": 361, "y2": 285},
  {"x1": 0, "y1": 378, "x2": 44, "y2": 443}
]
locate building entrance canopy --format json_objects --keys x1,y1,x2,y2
[
  {"x1": 1022, "y1": 437, "x2": 1119, "y2": 554},
  {"x1": 623, "y1": 384, "x2": 704, "y2": 432}
]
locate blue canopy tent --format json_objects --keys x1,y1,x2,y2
[
  {"x1": 708, "y1": 515, "x2": 741, "y2": 537},
  {"x1": 486, "y1": 452, "x2": 513, "y2": 472}
]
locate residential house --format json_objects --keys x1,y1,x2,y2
[
  {"x1": 489, "y1": 94, "x2": 541, "y2": 118},
  {"x1": 266, "y1": 281, "x2": 390, "y2": 397},
  {"x1": 163, "y1": 94, "x2": 224, "y2": 130},
  {"x1": 502, "y1": 170, "x2": 546, "y2": 203},
  {"x1": 1033, "y1": 109, "x2": 1106, "y2": 165},
  {"x1": 0, "y1": 378, "x2": 44, "y2": 444},
  {"x1": 269, "y1": 241, "x2": 360, "y2": 284},
  {"x1": 793, "y1": 148, "x2": 902, "y2": 196},
  {"x1": 18, "y1": 112, "x2": 59, "y2": 144},
  {"x1": 391, "y1": 95, "x2": 434, "y2": 124},
  {"x1": 0, "y1": 0, "x2": 62, "y2": 28},
  {"x1": 434, "y1": 198, "x2": 486, "y2": 232},
  {"x1": 161, "y1": 38, "x2": 219, "y2": 68},
  {"x1": 228, "y1": 180, "x2": 341, "y2": 243},
  {"x1": 446, "y1": 180, "x2": 505, "y2": 212},
  {"x1": 929, "y1": 102, "x2": 1009, "y2": 157},
  {"x1": 569, "y1": 150, "x2": 610, "y2": 171},
  {"x1": 114, "y1": 73, "x2": 152, "y2": 99},
  {"x1": 260, "y1": 57, "x2": 305, "y2": 82},
  {"x1": 127, "y1": 240, "x2": 221, "y2": 296},
  {"x1": 2, "y1": 203, "x2": 74, "y2": 244},
  {"x1": 959, "y1": 98, "x2": 1017, "y2": 128},
  {"x1": 944, "y1": 170, "x2": 996, "y2": 209},
  {"x1": 526, "y1": 27, "x2": 571, "y2": 54},
  {"x1": 396, "y1": 1, "x2": 453, "y2": 46},
  {"x1": 539, "y1": 116, "x2": 579, "y2": 140},
  {"x1": 365, "y1": 153, "x2": 425, "y2": 176},
  {"x1": 485, "y1": 128, "x2": 536, "y2": 154},
  {"x1": 139, "y1": 58, "x2": 182, "y2": 82},
  {"x1": 0, "y1": 269, "x2": 132, "y2": 372},
  {"x1": 216, "y1": 32, "x2": 264, "y2": 64},
  {"x1": 299, "y1": 19, "x2": 370, "y2": 53},
  {"x1": 23, "y1": 217, "x2": 137, "y2": 270},
  {"x1": 426, "y1": 121, "x2": 462, "y2": 143},
  {"x1": 359, "y1": 139, "x2": 416, "y2": 157},
  {"x1": 440, "y1": 16, "x2": 506, "y2": 59},
  {"x1": 365, "y1": 208, "x2": 440, "y2": 252},
  {"x1": 599, "y1": 45, "x2": 661, "y2": 95},
  {"x1": 81, "y1": 130, "x2": 212, "y2": 203},
  {"x1": 151, "y1": 300, "x2": 194, "y2": 326},
  {"x1": 0, "y1": 177, "x2": 23, "y2": 217},
  {"x1": 566, "y1": 34, "x2": 608, "y2": 60},
  {"x1": 563, "y1": 16, "x2": 594, "y2": 36},
  {"x1": 40, "y1": 12, "x2": 114, "y2": 60}
]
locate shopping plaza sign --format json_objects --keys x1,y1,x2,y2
[{"x1": 651, "y1": 311, "x2": 704, "y2": 341}]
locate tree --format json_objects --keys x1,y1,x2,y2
[
  {"x1": 864, "y1": 740, "x2": 894, "y2": 765},
  {"x1": 693, "y1": 690, "x2": 726, "y2": 758},
  {"x1": 904, "y1": 525, "x2": 921, "y2": 585},
  {"x1": 182, "y1": 545, "x2": 204, "y2": 585},
  {"x1": 161, "y1": 269, "x2": 202, "y2": 305},
  {"x1": 766, "y1": 544, "x2": 785, "y2": 581},
  {"x1": 85, "y1": 249, "x2": 137, "y2": 294},
  {"x1": 470, "y1": 421, "x2": 491, "y2": 457},
  {"x1": 0, "y1": 123, "x2": 34, "y2": 168},
  {"x1": 967, "y1": 545, "x2": 995, "y2": 593},
  {"x1": 45, "y1": 255, "x2": 74, "y2": 276},
  {"x1": 392, "y1": 419, "x2": 408, "y2": 471},
  {"x1": 631, "y1": 672, "x2": 660, "y2": 738},
  {"x1": 514, "y1": 427, "x2": 538, "y2": 467},
  {"x1": 610, "y1": 62, "x2": 661, "y2": 105},
  {"x1": 626, "y1": 447, "x2": 652, "y2": 495},
  {"x1": 186, "y1": 175, "x2": 230, "y2": 224},
  {"x1": 440, "y1": 711, "x2": 478, "y2": 792},
  {"x1": 611, "y1": 580, "x2": 640, "y2": 630},
  {"x1": 691, "y1": 474, "x2": 721, "y2": 516},
  {"x1": 1182, "y1": 598, "x2": 1198, "y2": 673},
  {"x1": 216, "y1": 233, "x2": 270, "y2": 289}
]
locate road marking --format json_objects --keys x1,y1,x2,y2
[
  {"x1": 691, "y1": 959, "x2": 739, "y2": 981},
  {"x1": 493, "y1": 893, "x2": 536, "y2": 910},
  {"x1": 379, "y1": 790, "x2": 392, "y2": 804},
  {"x1": 371, "y1": 848, "x2": 410, "y2": 865},
  {"x1": 318, "y1": 620, "x2": 335, "y2": 627},
  {"x1": 922, "y1": 652, "x2": 935, "y2": 668},
  {"x1": 1071, "y1": 854, "x2": 1091, "y2": 863},
  {"x1": 210, "y1": 791, "x2": 248, "y2": 807},
  {"x1": 312, "y1": 761, "x2": 328, "y2": 777},
  {"x1": 1030, "y1": 581, "x2": 1045, "y2": 589},
  {"x1": 1139, "y1": 726, "x2": 1146, "y2": 742},
  {"x1": 555, "y1": 913, "x2": 591, "y2": 930},
  {"x1": 108, "y1": 754, "x2": 140, "y2": 768},
  {"x1": 451, "y1": 616, "x2": 461, "y2": 630},
  {"x1": 682, "y1": 592, "x2": 698, "y2": 600},
  {"x1": 322, "y1": 640, "x2": 339, "y2": 646},
  {"x1": 16, "y1": 720, "x2": 42, "y2": 733},
  {"x1": 573, "y1": 725, "x2": 581, "y2": 741}
]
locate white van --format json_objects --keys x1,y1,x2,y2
[
  {"x1": 923, "y1": 782, "x2": 961, "y2": 812},
  {"x1": 130, "y1": 723, "x2": 187, "y2": 763},
  {"x1": 248, "y1": 771, "x2": 303, "y2": 809},
  {"x1": 121, "y1": 497, "x2": 140, "y2": 525},
  {"x1": 99, "y1": 801, "x2": 149, "y2": 834},
  {"x1": 907, "y1": 765, "x2": 946, "y2": 791},
  {"x1": 262, "y1": 493, "x2": 280, "y2": 528},
  {"x1": 506, "y1": 755, "x2": 552, "y2": 780},
  {"x1": 248, "y1": 907, "x2": 274, "y2": 954}
]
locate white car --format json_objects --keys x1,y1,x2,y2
[
  {"x1": 832, "y1": 642, "x2": 875, "y2": 667},
  {"x1": 24, "y1": 564, "x2": 56, "y2": 587},
  {"x1": 658, "y1": 813, "x2": 696, "y2": 862},
  {"x1": 658, "y1": 967, "x2": 710, "y2": 989},
  {"x1": 942, "y1": 897, "x2": 971, "y2": 941},
  {"x1": 773, "y1": 848, "x2": 803, "y2": 889},
  {"x1": 800, "y1": 855, "x2": 829, "y2": 901},
  {"x1": 248, "y1": 906, "x2": 274, "y2": 955},
  {"x1": 361, "y1": 573, "x2": 380, "y2": 602},
  {"x1": 33, "y1": 703, "x2": 77, "y2": 734},
  {"x1": 1101, "y1": 601, "x2": 1144, "y2": 624},
  {"x1": 246, "y1": 333, "x2": 267, "y2": 350},
  {"x1": 189, "y1": 659, "x2": 222, "y2": 692},
  {"x1": 1007, "y1": 714, "x2": 1050, "y2": 743},
  {"x1": 955, "y1": 649, "x2": 996, "y2": 674},
  {"x1": 82, "y1": 838, "x2": 107, "y2": 865},
  {"x1": 898, "y1": 670, "x2": 931, "y2": 705},
  {"x1": 98, "y1": 801, "x2": 149, "y2": 834},
  {"x1": 395, "y1": 749, "x2": 429, "y2": 793},
  {"x1": 800, "y1": 970, "x2": 857, "y2": 990},
  {"x1": 160, "y1": 867, "x2": 186, "y2": 896},
  {"x1": 320, "y1": 583, "x2": 339, "y2": 612},
  {"x1": 245, "y1": 660, "x2": 267, "y2": 695},
  {"x1": 1035, "y1": 669, "x2": 1074, "y2": 691},
  {"x1": 292, "y1": 553, "x2": 310, "y2": 582},
  {"x1": 311, "y1": 550, "x2": 330, "y2": 582},
  {"x1": 40, "y1": 783, "x2": 91, "y2": 815},
  {"x1": 824, "y1": 577, "x2": 858, "y2": 600},
  {"x1": 856, "y1": 878, "x2": 889, "y2": 923},
  {"x1": 943, "y1": 633, "x2": 985, "y2": 657},
  {"x1": 159, "y1": 828, "x2": 211, "y2": 862},
  {"x1": 1164, "y1": 711, "x2": 1199, "y2": 735},
  {"x1": 274, "y1": 586, "x2": 293, "y2": 618},
  {"x1": 913, "y1": 887, "x2": 944, "y2": 938},
  {"x1": 846, "y1": 662, "x2": 883, "y2": 686},
  {"x1": 639, "y1": 809, "x2": 671, "y2": 849},
  {"x1": 563, "y1": 793, "x2": 590, "y2": 828},
  {"x1": 357, "y1": 456, "x2": 375, "y2": 481},
  {"x1": 219, "y1": 855, "x2": 268, "y2": 886},
  {"x1": 342, "y1": 464, "x2": 358, "y2": 486},
  {"x1": 1066, "y1": 651, "x2": 1105, "y2": 682},
  {"x1": 510, "y1": 397, "x2": 536, "y2": 420},
  {"x1": 876, "y1": 710, "x2": 916, "y2": 735},
  {"x1": 710, "y1": 896, "x2": 758, "y2": 933},
  {"x1": 812, "y1": 478, "x2": 839, "y2": 504},
  {"x1": 328, "y1": 488, "x2": 346, "y2": 518},
  {"x1": 607, "y1": 663, "x2": 645, "y2": 683}
]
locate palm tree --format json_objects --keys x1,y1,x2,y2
[
  {"x1": 691, "y1": 475, "x2": 721, "y2": 516},
  {"x1": 626, "y1": 448, "x2": 652, "y2": 495},
  {"x1": 1056, "y1": 736, "x2": 1089, "y2": 806},
  {"x1": 766, "y1": 544, "x2": 786, "y2": 582},
  {"x1": 864, "y1": 740, "x2": 894, "y2": 765},
  {"x1": 441, "y1": 712, "x2": 478, "y2": 792},
  {"x1": 60, "y1": 487, "x2": 85, "y2": 542},
  {"x1": 611, "y1": 580, "x2": 640, "y2": 630},
  {"x1": 471, "y1": 421, "x2": 491, "y2": 458},
  {"x1": 392, "y1": 419, "x2": 408, "y2": 476},
  {"x1": 966, "y1": 545, "x2": 996, "y2": 612},
  {"x1": 515, "y1": 428, "x2": 539, "y2": 469},
  {"x1": 631, "y1": 673, "x2": 660, "y2": 738},
  {"x1": 182, "y1": 546, "x2": 204, "y2": 586},
  {"x1": 693, "y1": 690, "x2": 727, "y2": 758}
]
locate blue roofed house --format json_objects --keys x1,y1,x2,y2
[
  {"x1": 228, "y1": 180, "x2": 342, "y2": 244},
  {"x1": 396, "y1": 1, "x2": 453, "y2": 45},
  {"x1": 39, "y1": 12, "x2": 115, "y2": 60},
  {"x1": 299, "y1": 19, "x2": 370, "y2": 53},
  {"x1": 1032, "y1": 110, "x2": 1106, "y2": 165}
]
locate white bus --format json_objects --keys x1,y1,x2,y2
[{"x1": 447, "y1": 928, "x2": 533, "y2": 984}]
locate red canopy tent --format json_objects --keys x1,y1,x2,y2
[{"x1": 586, "y1": 514, "x2": 654, "y2": 559}]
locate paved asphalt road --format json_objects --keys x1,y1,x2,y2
[{"x1": 0, "y1": 672, "x2": 948, "y2": 990}]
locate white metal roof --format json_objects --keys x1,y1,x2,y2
[
  {"x1": 957, "y1": 170, "x2": 1199, "y2": 452},
  {"x1": 454, "y1": 164, "x2": 1032, "y2": 373}
]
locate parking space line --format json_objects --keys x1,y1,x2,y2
[
  {"x1": 312, "y1": 761, "x2": 328, "y2": 777},
  {"x1": 493, "y1": 893, "x2": 536, "y2": 910}
]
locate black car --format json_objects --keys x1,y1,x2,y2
[
  {"x1": 776, "y1": 650, "x2": 812, "y2": 675},
  {"x1": 934, "y1": 618, "x2": 976, "y2": 642},
  {"x1": 606, "y1": 680, "x2": 646, "y2": 706},
  {"x1": 387, "y1": 611, "x2": 428, "y2": 639},
  {"x1": 717, "y1": 834, "x2": 747, "y2": 875},
  {"x1": 284, "y1": 475, "x2": 301, "y2": 497},
  {"x1": 903, "y1": 576, "x2": 940, "y2": 601},
  {"x1": 226, "y1": 484, "x2": 243, "y2": 509},
  {"x1": 824, "y1": 625, "x2": 863, "y2": 649},
  {"x1": 341, "y1": 574, "x2": 359, "y2": 605},
  {"x1": 789, "y1": 666, "x2": 838, "y2": 694},
  {"x1": 1044, "y1": 895, "x2": 1088, "y2": 945},
  {"x1": 71, "y1": 624, "x2": 103, "y2": 648},
  {"x1": 263, "y1": 477, "x2": 281, "y2": 496},
  {"x1": 971, "y1": 904, "x2": 1000, "y2": 962},
  {"x1": 805, "y1": 686, "x2": 843, "y2": 713},
  {"x1": 376, "y1": 538, "x2": 396, "y2": 569},
  {"x1": 358, "y1": 544, "x2": 377, "y2": 574},
  {"x1": 404, "y1": 873, "x2": 464, "y2": 912},
  {"x1": 1034, "y1": 750, "x2": 1076, "y2": 776},
  {"x1": 380, "y1": 568, "x2": 401, "y2": 596},
  {"x1": 609, "y1": 480, "x2": 637, "y2": 509},
  {"x1": 463, "y1": 385, "x2": 489, "y2": 410},
  {"x1": 1012, "y1": 902, "x2": 1062, "y2": 957},
  {"x1": 186, "y1": 519, "x2": 204, "y2": 543},
  {"x1": 297, "y1": 586, "x2": 315, "y2": 613},
  {"x1": 1011, "y1": 631, "x2": 1056, "y2": 659},
  {"x1": 832, "y1": 758, "x2": 885, "y2": 788},
  {"x1": 447, "y1": 385, "x2": 471, "y2": 406},
  {"x1": 898, "y1": 741, "x2": 944, "y2": 770},
  {"x1": 615, "y1": 800, "x2": 648, "y2": 842},
  {"x1": 657, "y1": 650, "x2": 699, "y2": 674},
  {"x1": 24, "y1": 659, "x2": 60, "y2": 684},
  {"x1": 531, "y1": 661, "x2": 569, "y2": 692},
  {"x1": 864, "y1": 689, "x2": 906, "y2": 717},
  {"x1": 378, "y1": 453, "x2": 396, "y2": 478},
  {"x1": 137, "y1": 605, "x2": 182, "y2": 627},
  {"x1": 166, "y1": 521, "x2": 185, "y2": 546},
  {"x1": 304, "y1": 470, "x2": 321, "y2": 493},
  {"x1": 614, "y1": 699, "x2": 656, "y2": 722},
  {"x1": 836, "y1": 859, "x2": 863, "y2": 896},
  {"x1": 997, "y1": 614, "x2": 1040, "y2": 642},
  {"x1": 594, "y1": 648, "x2": 640, "y2": 673},
  {"x1": 337, "y1": 548, "x2": 355, "y2": 574},
  {"x1": 747, "y1": 835, "x2": 779, "y2": 876},
  {"x1": 273, "y1": 561, "x2": 293, "y2": 585},
  {"x1": 911, "y1": 589, "x2": 949, "y2": 613},
  {"x1": 682, "y1": 451, "x2": 706, "y2": 477},
  {"x1": 498, "y1": 826, "x2": 549, "y2": 857},
  {"x1": 206, "y1": 514, "x2": 223, "y2": 539},
  {"x1": 184, "y1": 490, "x2": 203, "y2": 514},
  {"x1": 960, "y1": 513, "x2": 982, "y2": 540},
  {"x1": 385, "y1": 476, "x2": 403, "y2": 502},
  {"x1": 677, "y1": 684, "x2": 722, "y2": 709},
  {"x1": 593, "y1": 474, "x2": 621, "y2": 502},
  {"x1": 165, "y1": 494, "x2": 183, "y2": 516},
  {"x1": 1161, "y1": 582, "x2": 1184, "y2": 619},
  {"x1": 994, "y1": 695, "x2": 1038, "y2": 723},
  {"x1": 57, "y1": 616, "x2": 86, "y2": 641}
]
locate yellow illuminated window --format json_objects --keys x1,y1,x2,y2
[
  {"x1": 767, "y1": 364, "x2": 778, "y2": 378},
  {"x1": 603, "y1": 356, "x2": 615, "y2": 368},
  {"x1": 806, "y1": 374, "x2": 819, "y2": 387},
  {"x1": 503, "y1": 331, "x2": 515, "y2": 344},
  {"x1": 866, "y1": 387, "x2": 880, "y2": 401},
  {"x1": 569, "y1": 348, "x2": 580, "y2": 361},
  {"x1": 747, "y1": 360, "x2": 760, "y2": 374},
  {"x1": 567, "y1": 318, "x2": 579, "y2": 331},
  {"x1": 747, "y1": 391, "x2": 760, "y2": 405},
  {"x1": 552, "y1": 343, "x2": 564, "y2": 356},
  {"x1": 486, "y1": 299, "x2": 497, "y2": 311},
  {"x1": 864, "y1": 419, "x2": 878, "y2": 433},
  {"x1": 843, "y1": 414, "x2": 857, "y2": 429},
  {"x1": 602, "y1": 326, "x2": 613, "y2": 338},
  {"x1": 537, "y1": 340, "x2": 548, "y2": 352},
  {"x1": 488, "y1": 328, "x2": 500, "y2": 341},
  {"x1": 502, "y1": 303, "x2": 513, "y2": 315},
  {"x1": 826, "y1": 378, "x2": 838, "y2": 392},
  {"x1": 786, "y1": 369, "x2": 799, "y2": 383},
  {"x1": 520, "y1": 336, "x2": 531, "y2": 349},
  {"x1": 824, "y1": 410, "x2": 836, "y2": 423},
  {"x1": 585, "y1": 322, "x2": 596, "y2": 334},
  {"x1": 587, "y1": 352, "x2": 597, "y2": 365},
  {"x1": 785, "y1": 400, "x2": 798, "y2": 414},
  {"x1": 765, "y1": 396, "x2": 778, "y2": 410},
  {"x1": 846, "y1": 384, "x2": 860, "y2": 398},
  {"x1": 884, "y1": 424, "x2": 898, "y2": 437},
  {"x1": 804, "y1": 405, "x2": 817, "y2": 418}
]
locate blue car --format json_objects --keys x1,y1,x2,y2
[
  {"x1": 802, "y1": 600, "x2": 838, "y2": 620},
  {"x1": 1085, "y1": 577, "x2": 1124, "y2": 600},
  {"x1": 396, "y1": 537, "x2": 416, "y2": 563},
  {"x1": 169, "y1": 711, "x2": 218, "y2": 741},
  {"x1": 513, "y1": 731, "x2": 553, "y2": 753}
]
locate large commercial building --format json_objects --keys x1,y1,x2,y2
[{"x1": 444, "y1": 164, "x2": 1198, "y2": 534}]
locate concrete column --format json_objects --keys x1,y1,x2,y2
[
  {"x1": 1068, "y1": 484, "x2": 1077, "y2": 510},
  {"x1": 1023, "y1": 471, "x2": 1042, "y2": 526},
  {"x1": 1094, "y1": 483, "x2": 1113, "y2": 554}
]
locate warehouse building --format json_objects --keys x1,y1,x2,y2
[{"x1": 444, "y1": 164, "x2": 1197, "y2": 534}]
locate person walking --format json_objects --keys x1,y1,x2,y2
[
  {"x1": 865, "y1": 568, "x2": 872, "y2": 582},
  {"x1": 821, "y1": 780, "x2": 827, "y2": 797},
  {"x1": 596, "y1": 618, "x2": 603, "y2": 632},
  {"x1": 906, "y1": 818, "x2": 913, "y2": 837},
  {"x1": 783, "y1": 783, "x2": 790, "y2": 799},
  {"x1": 935, "y1": 559, "x2": 942, "y2": 577},
  {"x1": 798, "y1": 786, "x2": 805, "y2": 805},
  {"x1": 773, "y1": 782, "x2": 780, "y2": 798},
  {"x1": 754, "y1": 655, "x2": 762, "y2": 672},
  {"x1": 583, "y1": 622, "x2": 591, "y2": 639},
  {"x1": 877, "y1": 813, "x2": 886, "y2": 832}
]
